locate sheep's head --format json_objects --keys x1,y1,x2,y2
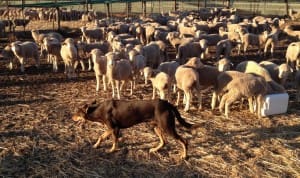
[
  {"x1": 217, "y1": 58, "x2": 232, "y2": 72},
  {"x1": 128, "y1": 49, "x2": 138, "y2": 62},
  {"x1": 11, "y1": 42, "x2": 21, "y2": 55},
  {"x1": 278, "y1": 63, "x2": 293, "y2": 84},
  {"x1": 185, "y1": 57, "x2": 204, "y2": 68}
]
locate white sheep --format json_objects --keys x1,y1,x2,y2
[
  {"x1": 106, "y1": 52, "x2": 134, "y2": 99},
  {"x1": 150, "y1": 72, "x2": 171, "y2": 101},
  {"x1": 60, "y1": 38, "x2": 78, "y2": 78},
  {"x1": 215, "y1": 39, "x2": 232, "y2": 60},
  {"x1": 43, "y1": 37, "x2": 62, "y2": 72},
  {"x1": 143, "y1": 66, "x2": 153, "y2": 85},
  {"x1": 259, "y1": 61, "x2": 293, "y2": 86},
  {"x1": 11, "y1": 41, "x2": 40, "y2": 72},
  {"x1": 175, "y1": 57, "x2": 204, "y2": 111},
  {"x1": 1, "y1": 44, "x2": 17, "y2": 70},
  {"x1": 236, "y1": 60, "x2": 285, "y2": 93},
  {"x1": 283, "y1": 25, "x2": 300, "y2": 41},
  {"x1": 166, "y1": 32, "x2": 194, "y2": 52},
  {"x1": 217, "y1": 57, "x2": 232, "y2": 72},
  {"x1": 286, "y1": 42, "x2": 300, "y2": 71},
  {"x1": 90, "y1": 49, "x2": 107, "y2": 92},
  {"x1": 218, "y1": 74, "x2": 268, "y2": 118},
  {"x1": 128, "y1": 49, "x2": 146, "y2": 87},
  {"x1": 237, "y1": 28, "x2": 268, "y2": 55},
  {"x1": 80, "y1": 26, "x2": 104, "y2": 43}
]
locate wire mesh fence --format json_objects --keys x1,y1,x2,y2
[{"x1": 1, "y1": 0, "x2": 300, "y2": 17}]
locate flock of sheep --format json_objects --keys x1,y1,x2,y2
[{"x1": 1, "y1": 7, "x2": 300, "y2": 119}]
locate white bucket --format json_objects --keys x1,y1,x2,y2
[{"x1": 261, "y1": 93, "x2": 289, "y2": 117}]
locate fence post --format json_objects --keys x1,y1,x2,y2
[
  {"x1": 204, "y1": 0, "x2": 207, "y2": 8},
  {"x1": 106, "y1": 3, "x2": 110, "y2": 18},
  {"x1": 174, "y1": 0, "x2": 179, "y2": 11},
  {"x1": 142, "y1": 1, "x2": 146, "y2": 17},
  {"x1": 127, "y1": 1, "x2": 131, "y2": 18}
]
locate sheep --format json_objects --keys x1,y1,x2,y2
[
  {"x1": 197, "y1": 33, "x2": 223, "y2": 46},
  {"x1": 106, "y1": 52, "x2": 134, "y2": 99},
  {"x1": 149, "y1": 40, "x2": 168, "y2": 62},
  {"x1": 175, "y1": 57, "x2": 204, "y2": 111},
  {"x1": 283, "y1": 25, "x2": 300, "y2": 41},
  {"x1": 154, "y1": 29, "x2": 169, "y2": 43},
  {"x1": 76, "y1": 41, "x2": 111, "y2": 71},
  {"x1": 219, "y1": 26, "x2": 241, "y2": 54},
  {"x1": 237, "y1": 28, "x2": 268, "y2": 55},
  {"x1": 264, "y1": 25, "x2": 280, "y2": 57},
  {"x1": 286, "y1": 42, "x2": 300, "y2": 71},
  {"x1": 150, "y1": 72, "x2": 171, "y2": 101},
  {"x1": 295, "y1": 70, "x2": 300, "y2": 102},
  {"x1": 142, "y1": 43, "x2": 161, "y2": 68},
  {"x1": 31, "y1": 29, "x2": 63, "y2": 44},
  {"x1": 218, "y1": 74, "x2": 268, "y2": 118},
  {"x1": 60, "y1": 38, "x2": 78, "y2": 78},
  {"x1": 1, "y1": 44, "x2": 17, "y2": 70},
  {"x1": 166, "y1": 32, "x2": 194, "y2": 52},
  {"x1": 177, "y1": 23, "x2": 197, "y2": 37},
  {"x1": 259, "y1": 61, "x2": 293, "y2": 86},
  {"x1": 215, "y1": 39, "x2": 232, "y2": 60},
  {"x1": 135, "y1": 24, "x2": 146, "y2": 45},
  {"x1": 128, "y1": 49, "x2": 146, "y2": 87},
  {"x1": 217, "y1": 57, "x2": 232, "y2": 72},
  {"x1": 143, "y1": 66, "x2": 153, "y2": 85},
  {"x1": 91, "y1": 49, "x2": 107, "y2": 92},
  {"x1": 80, "y1": 26, "x2": 104, "y2": 43},
  {"x1": 157, "y1": 60, "x2": 180, "y2": 92},
  {"x1": 236, "y1": 60, "x2": 285, "y2": 93},
  {"x1": 11, "y1": 41, "x2": 40, "y2": 72},
  {"x1": 43, "y1": 37, "x2": 61, "y2": 72},
  {"x1": 176, "y1": 41, "x2": 204, "y2": 64},
  {"x1": 145, "y1": 25, "x2": 156, "y2": 44}
]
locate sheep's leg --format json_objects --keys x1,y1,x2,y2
[
  {"x1": 248, "y1": 97, "x2": 254, "y2": 113},
  {"x1": 111, "y1": 80, "x2": 115, "y2": 98},
  {"x1": 270, "y1": 43, "x2": 274, "y2": 57},
  {"x1": 176, "y1": 91, "x2": 181, "y2": 106},
  {"x1": 96, "y1": 74, "x2": 100, "y2": 92},
  {"x1": 296, "y1": 60, "x2": 300, "y2": 71},
  {"x1": 211, "y1": 91, "x2": 218, "y2": 110},
  {"x1": 102, "y1": 75, "x2": 107, "y2": 91},
  {"x1": 297, "y1": 89, "x2": 300, "y2": 102},
  {"x1": 184, "y1": 91, "x2": 191, "y2": 112},
  {"x1": 88, "y1": 58, "x2": 92, "y2": 71},
  {"x1": 167, "y1": 83, "x2": 171, "y2": 102},
  {"x1": 129, "y1": 80, "x2": 133, "y2": 95},
  {"x1": 116, "y1": 80, "x2": 121, "y2": 99},
  {"x1": 152, "y1": 86, "x2": 156, "y2": 100},
  {"x1": 9, "y1": 61, "x2": 13, "y2": 70},
  {"x1": 198, "y1": 91, "x2": 202, "y2": 110},
  {"x1": 160, "y1": 90, "x2": 165, "y2": 100},
  {"x1": 80, "y1": 60, "x2": 85, "y2": 71},
  {"x1": 224, "y1": 94, "x2": 238, "y2": 118},
  {"x1": 256, "y1": 95, "x2": 264, "y2": 118},
  {"x1": 19, "y1": 58, "x2": 25, "y2": 72},
  {"x1": 53, "y1": 57, "x2": 58, "y2": 72},
  {"x1": 219, "y1": 93, "x2": 229, "y2": 113}
]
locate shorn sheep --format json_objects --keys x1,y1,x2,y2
[
  {"x1": 150, "y1": 72, "x2": 171, "y2": 101},
  {"x1": 11, "y1": 41, "x2": 40, "y2": 72},
  {"x1": 286, "y1": 42, "x2": 300, "y2": 71},
  {"x1": 91, "y1": 49, "x2": 107, "y2": 92},
  {"x1": 60, "y1": 38, "x2": 78, "y2": 78},
  {"x1": 236, "y1": 60, "x2": 285, "y2": 93},
  {"x1": 259, "y1": 61, "x2": 293, "y2": 86},
  {"x1": 218, "y1": 74, "x2": 268, "y2": 118},
  {"x1": 106, "y1": 52, "x2": 134, "y2": 99},
  {"x1": 175, "y1": 57, "x2": 204, "y2": 111}
]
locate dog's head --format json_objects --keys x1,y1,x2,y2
[{"x1": 72, "y1": 100, "x2": 98, "y2": 123}]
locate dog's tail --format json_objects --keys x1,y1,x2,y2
[{"x1": 168, "y1": 102, "x2": 193, "y2": 128}]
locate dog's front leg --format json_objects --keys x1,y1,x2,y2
[
  {"x1": 93, "y1": 130, "x2": 112, "y2": 148},
  {"x1": 108, "y1": 128, "x2": 119, "y2": 153}
]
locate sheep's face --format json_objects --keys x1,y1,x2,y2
[
  {"x1": 186, "y1": 57, "x2": 204, "y2": 68},
  {"x1": 278, "y1": 64, "x2": 293, "y2": 80}
]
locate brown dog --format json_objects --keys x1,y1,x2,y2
[{"x1": 72, "y1": 99, "x2": 194, "y2": 159}]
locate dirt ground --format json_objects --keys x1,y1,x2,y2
[{"x1": 0, "y1": 20, "x2": 299, "y2": 178}]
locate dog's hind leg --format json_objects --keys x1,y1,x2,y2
[
  {"x1": 93, "y1": 129, "x2": 113, "y2": 148},
  {"x1": 172, "y1": 132, "x2": 187, "y2": 159},
  {"x1": 149, "y1": 127, "x2": 165, "y2": 153}
]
